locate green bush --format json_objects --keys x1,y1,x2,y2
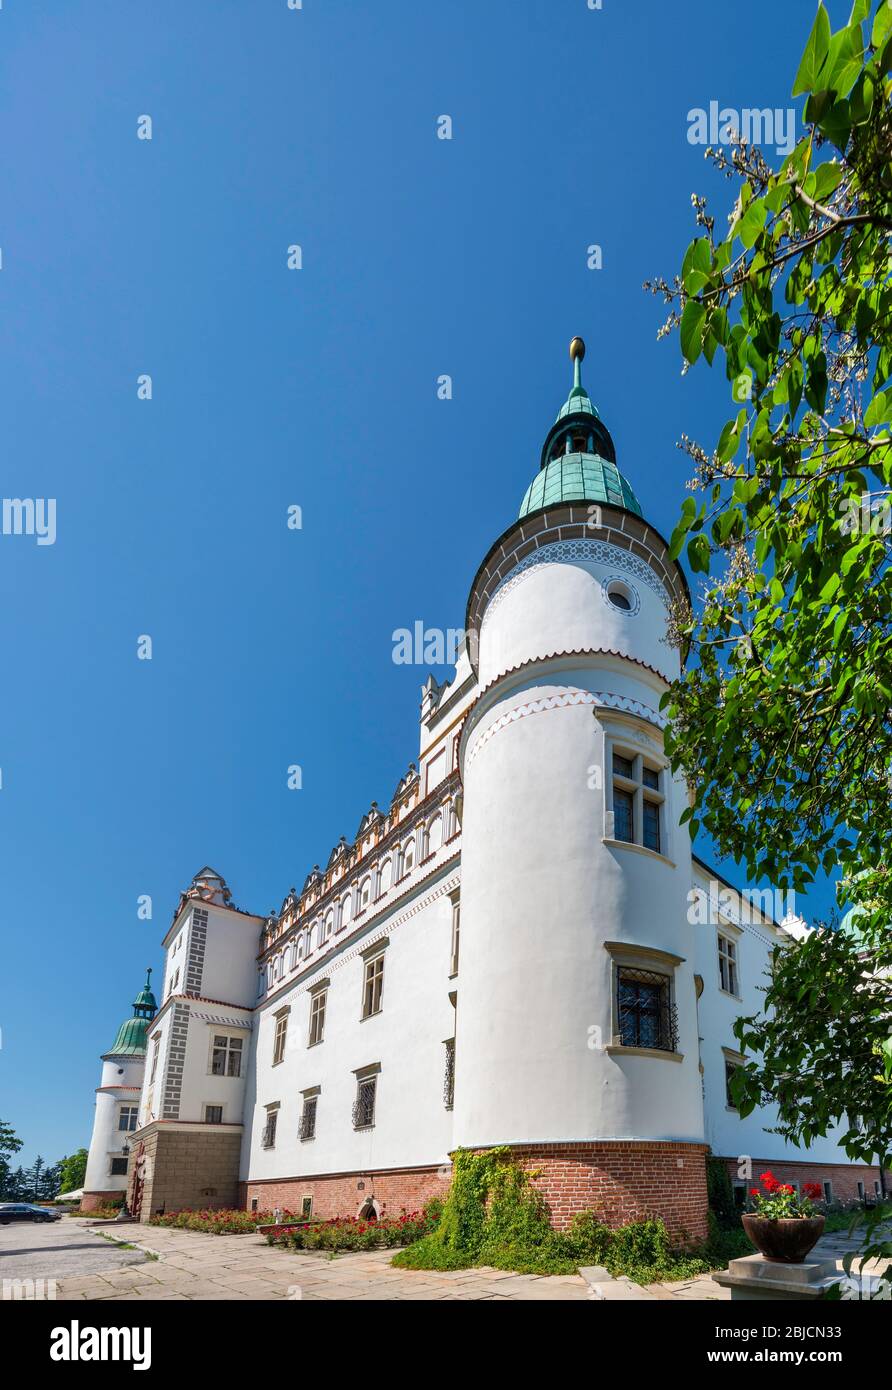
[{"x1": 392, "y1": 1148, "x2": 713, "y2": 1283}]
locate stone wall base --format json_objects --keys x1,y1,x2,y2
[
  {"x1": 80, "y1": 1190, "x2": 125, "y2": 1213},
  {"x1": 127, "y1": 1122, "x2": 243, "y2": 1222},
  {"x1": 718, "y1": 1155, "x2": 889, "y2": 1204}
]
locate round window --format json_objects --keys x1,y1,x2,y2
[{"x1": 604, "y1": 578, "x2": 638, "y2": 613}]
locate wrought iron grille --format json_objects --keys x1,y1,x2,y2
[
  {"x1": 261, "y1": 1113, "x2": 278, "y2": 1149},
  {"x1": 617, "y1": 968, "x2": 678, "y2": 1053},
  {"x1": 352, "y1": 1079, "x2": 376, "y2": 1129},
  {"x1": 443, "y1": 1039, "x2": 455, "y2": 1110},
  {"x1": 299, "y1": 1099, "x2": 317, "y2": 1141}
]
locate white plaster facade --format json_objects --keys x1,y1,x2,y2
[{"x1": 106, "y1": 346, "x2": 876, "y2": 1221}]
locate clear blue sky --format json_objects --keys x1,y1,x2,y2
[{"x1": 1, "y1": 0, "x2": 842, "y2": 1169}]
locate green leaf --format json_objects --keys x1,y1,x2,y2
[
  {"x1": 793, "y1": 2, "x2": 832, "y2": 95},
  {"x1": 682, "y1": 237, "x2": 712, "y2": 294},
  {"x1": 864, "y1": 389, "x2": 891, "y2": 427},
  {"x1": 680, "y1": 300, "x2": 707, "y2": 364},
  {"x1": 687, "y1": 534, "x2": 711, "y2": 574},
  {"x1": 872, "y1": 0, "x2": 892, "y2": 48},
  {"x1": 820, "y1": 22, "x2": 865, "y2": 97}
]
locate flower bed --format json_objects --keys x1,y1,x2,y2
[
  {"x1": 268, "y1": 1207, "x2": 439, "y2": 1253},
  {"x1": 149, "y1": 1208, "x2": 297, "y2": 1235}
]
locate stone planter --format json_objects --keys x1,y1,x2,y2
[{"x1": 741, "y1": 1213, "x2": 825, "y2": 1264}]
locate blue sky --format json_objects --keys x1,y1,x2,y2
[{"x1": 0, "y1": 0, "x2": 843, "y2": 1169}]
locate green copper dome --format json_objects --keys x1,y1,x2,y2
[
  {"x1": 518, "y1": 337, "x2": 642, "y2": 521},
  {"x1": 107, "y1": 969, "x2": 157, "y2": 1057},
  {"x1": 519, "y1": 454, "x2": 642, "y2": 518}
]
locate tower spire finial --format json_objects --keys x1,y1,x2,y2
[{"x1": 569, "y1": 335, "x2": 585, "y2": 391}]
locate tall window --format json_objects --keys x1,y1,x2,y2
[
  {"x1": 379, "y1": 859, "x2": 393, "y2": 893},
  {"x1": 149, "y1": 1037, "x2": 160, "y2": 1083},
  {"x1": 443, "y1": 1039, "x2": 455, "y2": 1110},
  {"x1": 724, "y1": 1058, "x2": 740, "y2": 1109},
  {"x1": 359, "y1": 877, "x2": 371, "y2": 910},
  {"x1": 353, "y1": 1076, "x2": 377, "y2": 1129},
  {"x1": 262, "y1": 1107, "x2": 279, "y2": 1149},
  {"x1": 402, "y1": 838, "x2": 415, "y2": 874},
  {"x1": 617, "y1": 968, "x2": 677, "y2": 1052},
  {"x1": 118, "y1": 1106, "x2": 138, "y2": 1132},
  {"x1": 610, "y1": 748, "x2": 664, "y2": 854},
  {"x1": 308, "y1": 989, "x2": 327, "y2": 1046},
  {"x1": 449, "y1": 898, "x2": 461, "y2": 976},
  {"x1": 362, "y1": 953, "x2": 385, "y2": 1018},
  {"x1": 272, "y1": 1011, "x2": 289, "y2": 1065},
  {"x1": 718, "y1": 934, "x2": 739, "y2": 995},
  {"x1": 299, "y1": 1096, "x2": 317, "y2": 1141},
  {"x1": 211, "y1": 1035, "x2": 243, "y2": 1078}
]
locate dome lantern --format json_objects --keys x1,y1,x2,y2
[{"x1": 518, "y1": 336, "x2": 642, "y2": 520}]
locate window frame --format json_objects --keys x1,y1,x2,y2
[
  {"x1": 118, "y1": 1105, "x2": 139, "y2": 1133},
  {"x1": 308, "y1": 985, "x2": 328, "y2": 1046},
  {"x1": 352, "y1": 1069, "x2": 379, "y2": 1130},
  {"x1": 272, "y1": 1009, "x2": 289, "y2": 1066},
  {"x1": 604, "y1": 942, "x2": 684, "y2": 1060},
  {"x1": 210, "y1": 1032, "x2": 245, "y2": 1078},
  {"x1": 361, "y1": 950, "x2": 386, "y2": 1020},
  {"x1": 717, "y1": 931, "x2": 741, "y2": 997},
  {"x1": 607, "y1": 740, "x2": 667, "y2": 857},
  {"x1": 261, "y1": 1105, "x2": 280, "y2": 1150}
]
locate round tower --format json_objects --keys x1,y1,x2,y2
[
  {"x1": 452, "y1": 340, "x2": 708, "y2": 1239},
  {"x1": 82, "y1": 970, "x2": 157, "y2": 1213}
]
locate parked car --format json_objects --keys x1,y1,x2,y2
[{"x1": 0, "y1": 1203, "x2": 62, "y2": 1225}]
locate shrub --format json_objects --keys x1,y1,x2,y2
[
  {"x1": 148, "y1": 1208, "x2": 294, "y2": 1235},
  {"x1": 392, "y1": 1148, "x2": 721, "y2": 1283},
  {"x1": 269, "y1": 1207, "x2": 439, "y2": 1253}
]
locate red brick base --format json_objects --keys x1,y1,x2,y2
[
  {"x1": 80, "y1": 1190, "x2": 125, "y2": 1213},
  {"x1": 242, "y1": 1141, "x2": 711, "y2": 1242},
  {"x1": 510, "y1": 1141, "x2": 710, "y2": 1242},
  {"x1": 241, "y1": 1164, "x2": 450, "y2": 1223},
  {"x1": 719, "y1": 1156, "x2": 889, "y2": 1204}
]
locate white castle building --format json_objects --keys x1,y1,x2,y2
[{"x1": 83, "y1": 340, "x2": 886, "y2": 1231}]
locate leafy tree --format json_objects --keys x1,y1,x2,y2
[
  {"x1": 0, "y1": 1120, "x2": 23, "y2": 1200},
  {"x1": 58, "y1": 1148, "x2": 88, "y2": 1194},
  {"x1": 648, "y1": 0, "x2": 892, "y2": 1224}
]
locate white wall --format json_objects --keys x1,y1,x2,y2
[{"x1": 242, "y1": 870, "x2": 459, "y2": 1182}]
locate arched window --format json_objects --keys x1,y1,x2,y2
[
  {"x1": 379, "y1": 858, "x2": 393, "y2": 893},
  {"x1": 340, "y1": 892, "x2": 353, "y2": 929},
  {"x1": 296, "y1": 934, "x2": 305, "y2": 962},
  {"x1": 359, "y1": 876, "x2": 372, "y2": 910},
  {"x1": 323, "y1": 910, "x2": 334, "y2": 941},
  {"x1": 402, "y1": 837, "x2": 415, "y2": 874},
  {"x1": 425, "y1": 814, "x2": 443, "y2": 855}
]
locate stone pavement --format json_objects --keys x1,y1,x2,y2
[
  {"x1": 0, "y1": 1218, "x2": 147, "y2": 1286},
  {"x1": 44, "y1": 1219, "x2": 886, "y2": 1302}
]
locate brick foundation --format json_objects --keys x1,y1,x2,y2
[
  {"x1": 127, "y1": 1121, "x2": 243, "y2": 1221},
  {"x1": 719, "y1": 1156, "x2": 889, "y2": 1204},
  {"x1": 243, "y1": 1141, "x2": 711, "y2": 1242},
  {"x1": 80, "y1": 1190, "x2": 125, "y2": 1213},
  {"x1": 510, "y1": 1141, "x2": 710, "y2": 1242},
  {"x1": 242, "y1": 1163, "x2": 449, "y2": 1222}
]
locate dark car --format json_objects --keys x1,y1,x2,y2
[{"x1": 0, "y1": 1203, "x2": 62, "y2": 1225}]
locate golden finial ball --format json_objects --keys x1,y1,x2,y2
[{"x1": 569, "y1": 336, "x2": 586, "y2": 362}]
